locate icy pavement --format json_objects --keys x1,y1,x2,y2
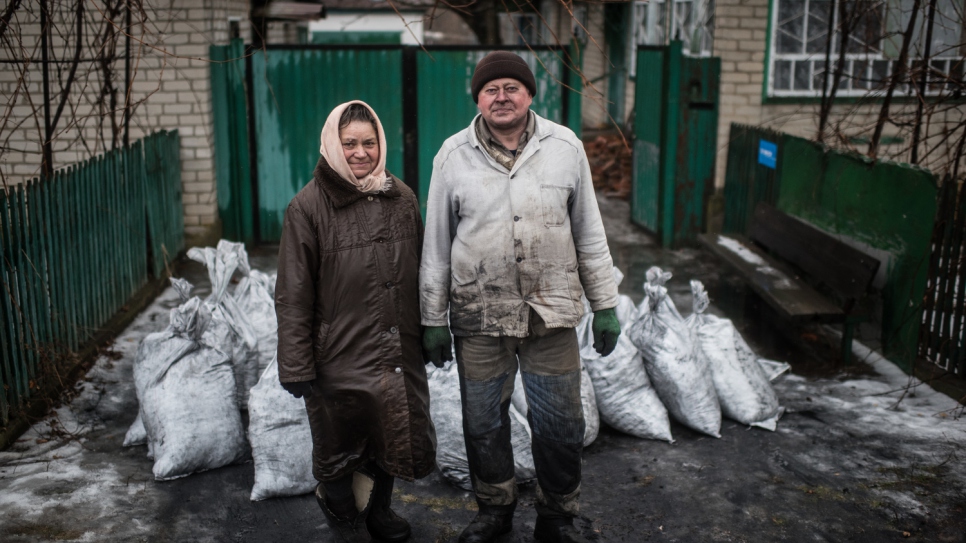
[{"x1": 1, "y1": 195, "x2": 965, "y2": 542}]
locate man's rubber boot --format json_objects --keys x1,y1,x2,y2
[
  {"x1": 533, "y1": 515, "x2": 588, "y2": 543},
  {"x1": 458, "y1": 502, "x2": 516, "y2": 543},
  {"x1": 315, "y1": 483, "x2": 372, "y2": 543},
  {"x1": 366, "y1": 472, "x2": 411, "y2": 542}
]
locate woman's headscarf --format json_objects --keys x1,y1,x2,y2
[{"x1": 319, "y1": 100, "x2": 388, "y2": 193}]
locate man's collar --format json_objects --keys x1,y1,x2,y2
[{"x1": 476, "y1": 110, "x2": 535, "y2": 152}]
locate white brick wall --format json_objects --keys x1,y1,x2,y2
[{"x1": 0, "y1": 0, "x2": 251, "y2": 242}]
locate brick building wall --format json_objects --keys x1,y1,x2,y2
[
  {"x1": 0, "y1": 0, "x2": 250, "y2": 243},
  {"x1": 712, "y1": 0, "x2": 963, "y2": 186}
]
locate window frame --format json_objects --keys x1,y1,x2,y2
[{"x1": 763, "y1": 0, "x2": 965, "y2": 102}]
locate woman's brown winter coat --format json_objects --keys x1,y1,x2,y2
[{"x1": 274, "y1": 156, "x2": 436, "y2": 482}]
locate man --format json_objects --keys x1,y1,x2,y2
[{"x1": 419, "y1": 51, "x2": 621, "y2": 543}]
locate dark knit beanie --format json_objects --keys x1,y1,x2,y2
[{"x1": 471, "y1": 51, "x2": 537, "y2": 103}]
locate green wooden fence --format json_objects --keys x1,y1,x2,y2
[
  {"x1": 0, "y1": 130, "x2": 182, "y2": 425},
  {"x1": 920, "y1": 176, "x2": 966, "y2": 376},
  {"x1": 721, "y1": 124, "x2": 938, "y2": 369}
]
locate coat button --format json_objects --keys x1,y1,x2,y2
[
  {"x1": 368, "y1": 196, "x2": 374, "y2": 201},
  {"x1": 514, "y1": 216, "x2": 520, "y2": 222},
  {"x1": 385, "y1": 281, "x2": 393, "y2": 288},
  {"x1": 390, "y1": 326, "x2": 398, "y2": 334},
  {"x1": 394, "y1": 367, "x2": 402, "y2": 374},
  {"x1": 516, "y1": 257, "x2": 523, "y2": 263}
]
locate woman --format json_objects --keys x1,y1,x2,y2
[{"x1": 274, "y1": 100, "x2": 435, "y2": 543}]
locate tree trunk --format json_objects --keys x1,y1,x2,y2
[
  {"x1": 457, "y1": 0, "x2": 503, "y2": 45},
  {"x1": 869, "y1": 0, "x2": 922, "y2": 158}
]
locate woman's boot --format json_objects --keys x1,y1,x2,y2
[
  {"x1": 365, "y1": 468, "x2": 411, "y2": 542},
  {"x1": 315, "y1": 481, "x2": 372, "y2": 543}
]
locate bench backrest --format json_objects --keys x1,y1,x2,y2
[{"x1": 750, "y1": 202, "x2": 881, "y2": 303}]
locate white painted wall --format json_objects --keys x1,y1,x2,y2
[{"x1": 308, "y1": 13, "x2": 424, "y2": 44}]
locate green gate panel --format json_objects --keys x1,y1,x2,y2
[
  {"x1": 721, "y1": 123, "x2": 784, "y2": 235},
  {"x1": 414, "y1": 49, "x2": 565, "y2": 216},
  {"x1": 631, "y1": 47, "x2": 664, "y2": 232},
  {"x1": 252, "y1": 48, "x2": 404, "y2": 242},
  {"x1": 210, "y1": 39, "x2": 252, "y2": 242},
  {"x1": 632, "y1": 41, "x2": 720, "y2": 248},
  {"x1": 673, "y1": 53, "x2": 721, "y2": 247}
]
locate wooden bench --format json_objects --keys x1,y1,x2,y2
[{"x1": 698, "y1": 202, "x2": 881, "y2": 365}]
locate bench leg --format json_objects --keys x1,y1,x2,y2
[{"x1": 841, "y1": 321, "x2": 854, "y2": 366}]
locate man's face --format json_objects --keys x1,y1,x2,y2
[{"x1": 477, "y1": 77, "x2": 533, "y2": 132}]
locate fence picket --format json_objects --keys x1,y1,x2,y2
[
  {"x1": 10, "y1": 185, "x2": 31, "y2": 398},
  {"x1": 0, "y1": 189, "x2": 18, "y2": 418},
  {"x1": 25, "y1": 179, "x2": 52, "y2": 376},
  {"x1": 64, "y1": 166, "x2": 79, "y2": 351}
]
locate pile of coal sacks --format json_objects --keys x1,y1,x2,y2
[
  {"x1": 123, "y1": 241, "x2": 315, "y2": 501},
  {"x1": 125, "y1": 248, "x2": 788, "y2": 497}
]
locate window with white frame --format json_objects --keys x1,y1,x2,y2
[
  {"x1": 634, "y1": 0, "x2": 715, "y2": 57},
  {"x1": 506, "y1": 13, "x2": 541, "y2": 45},
  {"x1": 768, "y1": 0, "x2": 965, "y2": 97}
]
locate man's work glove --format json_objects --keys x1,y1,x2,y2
[
  {"x1": 280, "y1": 380, "x2": 318, "y2": 399},
  {"x1": 422, "y1": 326, "x2": 453, "y2": 368},
  {"x1": 592, "y1": 308, "x2": 621, "y2": 357}
]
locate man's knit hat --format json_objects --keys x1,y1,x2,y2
[{"x1": 471, "y1": 51, "x2": 537, "y2": 103}]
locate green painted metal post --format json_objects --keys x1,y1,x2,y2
[{"x1": 659, "y1": 42, "x2": 682, "y2": 248}]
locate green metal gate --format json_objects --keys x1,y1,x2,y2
[
  {"x1": 631, "y1": 41, "x2": 721, "y2": 248},
  {"x1": 211, "y1": 42, "x2": 581, "y2": 244},
  {"x1": 251, "y1": 47, "x2": 405, "y2": 242}
]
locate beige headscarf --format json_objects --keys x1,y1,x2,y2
[{"x1": 319, "y1": 100, "x2": 388, "y2": 193}]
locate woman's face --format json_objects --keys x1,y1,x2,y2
[{"x1": 340, "y1": 120, "x2": 379, "y2": 179}]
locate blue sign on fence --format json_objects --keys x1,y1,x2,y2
[{"x1": 758, "y1": 139, "x2": 777, "y2": 169}]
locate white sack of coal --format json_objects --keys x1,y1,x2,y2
[
  {"x1": 248, "y1": 354, "x2": 315, "y2": 501},
  {"x1": 686, "y1": 281, "x2": 782, "y2": 430},
  {"x1": 630, "y1": 281, "x2": 721, "y2": 438},
  {"x1": 581, "y1": 330, "x2": 673, "y2": 442},
  {"x1": 510, "y1": 366, "x2": 600, "y2": 448},
  {"x1": 122, "y1": 412, "x2": 147, "y2": 448},
  {"x1": 576, "y1": 268, "x2": 671, "y2": 442},
  {"x1": 758, "y1": 358, "x2": 792, "y2": 382},
  {"x1": 188, "y1": 242, "x2": 259, "y2": 408},
  {"x1": 124, "y1": 277, "x2": 200, "y2": 454},
  {"x1": 428, "y1": 360, "x2": 535, "y2": 490},
  {"x1": 134, "y1": 297, "x2": 248, "y2": 481},
  {"x1": 234, "y1": 268, "x2": 278, "y2": 374}
]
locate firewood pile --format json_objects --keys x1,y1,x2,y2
[{"x1": 584, "y1": 133, "x2": 632, "y2": 199}]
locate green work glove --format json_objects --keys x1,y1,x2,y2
[
  {"x1": 592, "y1": 308, "x2": 621, "y2": 357},
  {"x1": 422, "y1": 326, "x2": 453, "y2": 368}
]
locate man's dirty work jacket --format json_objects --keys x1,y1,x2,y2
[{"x1": 420, "y1": 112, "x2": 618, "y2": 337}]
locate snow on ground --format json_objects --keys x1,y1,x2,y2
[
  {"x1": 0, "y1": 286, "x2": 183, "y2": 541},
  {"x1": 772, "y1": 338, "x2": 966, "y2": 519},
  {"x1": 2, "y1": 264, "x2": 965, "y2": 539}
]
